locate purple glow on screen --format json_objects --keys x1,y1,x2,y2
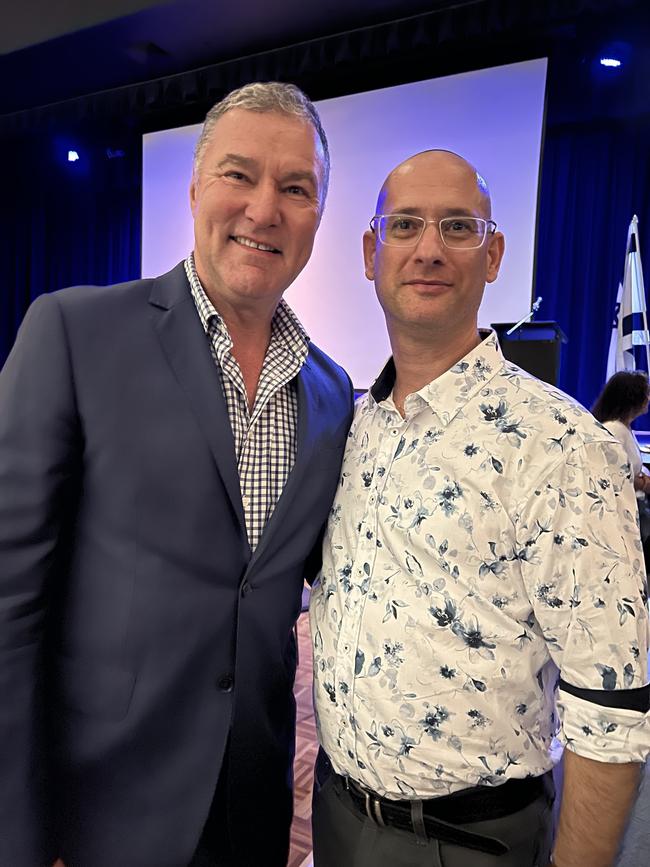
[{"x1": 142, "y1": 59, "x2": 547, "y2": 387}]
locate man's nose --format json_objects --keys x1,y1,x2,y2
[
  {"x1": 413, "y1": 222, "x2": 447, "y2": 262},
  {"x1": 244, "y1": 182, "x2": 281, "y2": 227}
]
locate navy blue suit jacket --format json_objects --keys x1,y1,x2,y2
[{"x1": 0, "y1": 263, "x2": 353, "y2": 867}]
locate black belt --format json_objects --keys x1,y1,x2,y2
[{"x1": 326, "y1": 759, "x2": 553, "y2": 856}]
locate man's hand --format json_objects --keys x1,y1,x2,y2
[
  {"x1": 52, "y1": 860, "x2": 65, "y2": 866},
  {"x1": 633, "y1": 471, "x2": 650, "y2": 493},
  {"x1": 552, "y1": 750, "x2": 641, "y2": 867}
]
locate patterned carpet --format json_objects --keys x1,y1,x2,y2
[{"x1": 287, "y1": 613, "x2": 316, "y2": 867}]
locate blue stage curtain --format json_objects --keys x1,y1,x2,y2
[
  {"x1": 0, "y1": 129, "x2": 141, "y2": 367},
  {"x1": 535, "y1": 115, "x2": 650, "y2": 412}
]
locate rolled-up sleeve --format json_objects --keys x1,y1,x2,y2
[{"x1": 517, "y1": 437, "x2": 650, "y2": 763}]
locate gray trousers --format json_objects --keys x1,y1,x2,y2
[{"x1": 312, "y1": 772, "x2": 554, "y2": 867}]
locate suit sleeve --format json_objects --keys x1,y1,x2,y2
[{"x1": 0, "y1": 293, "x2": 81, "y2": 866}]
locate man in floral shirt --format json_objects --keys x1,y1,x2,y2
[{"x1": 310, "y1": 149, "x2": 649, "y2": 867}]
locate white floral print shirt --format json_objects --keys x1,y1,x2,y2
[{"x1": 310, "y1": 333, "x2": 650, "y2": 799}]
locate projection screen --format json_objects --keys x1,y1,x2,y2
[{"x1": 142, "y1": 58, "x2": 547, "y2": 387}]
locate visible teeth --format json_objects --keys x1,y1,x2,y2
[{"x1": 233, "y1": 236, "x2": 278, "y2": 253}]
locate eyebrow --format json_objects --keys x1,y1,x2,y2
[
  {"x1": 215, "y1": 153, "x2": 258, "y2": 171},
  {"x1": 216, "y1": 156, "x2": 317, "y2": 185},
  {"x1": 214, "y1": 156, "x2": 319, "y2": 197},
  {"x1": 281, "y1": 170, "x2": 319, "y2": 191},
  {"x1": 387, "y1": 206, "x2": 481, "y2": 217}
]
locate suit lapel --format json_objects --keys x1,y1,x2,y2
[
  {"x1": 246, "y1": 356, "x2": 321, "y2": 571},
  {"x1": 149, "y1": 265, "x2": 245, "y2": 530}
]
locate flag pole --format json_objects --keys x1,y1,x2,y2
[
  {"x1": 632, "y1": 215, "x2": 650, "y2": 374},
  {"x1": 608, "y1": 215, "x2": 650, "y2": 379}
]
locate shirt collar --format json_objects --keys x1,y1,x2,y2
[
  {"x1": 184, "y1": 253, "x2": 310, "y2": 360},
  {"x1": 368, "y1": 331, "x2": 506, "y2": 427}
]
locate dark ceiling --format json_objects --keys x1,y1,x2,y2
[
  {"x1": 1, "y1": 0, "x2": 456, "y2": 115},
  {"x1": 2, "y1": 0, "x2": 648, "y2": 124}
]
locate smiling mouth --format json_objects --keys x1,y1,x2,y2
[
  {"x1": 231, "y1": 235, "x2": 281, "y2": 254},
  {"x1": 405, "y1": 279, "x2": 452, "y2": 288}
]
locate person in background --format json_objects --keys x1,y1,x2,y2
[
  {"x1": 310, "y1": 148, "x2": 650, "y2": 867},
  {"x1": 592, "y1": 370, "x2": 650, "y2": 572},
  {"x1": 0, "y1": 81, "x2": 353, "y2": 867},
  {"x1": 592, "y1": 370, "x2": 650, "y2": 495}
]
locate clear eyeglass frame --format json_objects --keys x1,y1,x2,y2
[{"x1": 369, "y1": 214, "x2": 498, "y2": 249}]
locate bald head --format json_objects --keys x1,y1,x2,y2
[
  {"x1": 362, "y1": 146, "x2": 505, "y2": 346},
  {"x1": 376, "y1": 149, "x2": 492, "y2": 218}
]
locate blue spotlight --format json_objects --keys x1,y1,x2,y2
[
  {"x1": 600, "y1": 57, "x2": 622, "y2": 68},
  {"x1": 67, "y1": 150, "x2": 80, "y2": 162}
]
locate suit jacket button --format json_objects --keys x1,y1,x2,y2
[
  {"x1": 217, "y1": 674, "x2": 234, "y2": 692},
  {"x1": 240, "y1": 580, "x2": 252, "y2": 597}
]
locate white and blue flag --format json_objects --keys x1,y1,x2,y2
[{"x1": 606, "y1": 215, "x2": 649, "y2": 378}]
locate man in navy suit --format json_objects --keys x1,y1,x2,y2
[{"x1": 0, "y1": 82, "x2": 353, "y2": 867}]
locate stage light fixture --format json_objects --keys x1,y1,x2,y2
[
  {"x1": 67, "y1": 150, "x2": 80, "y2": 162},
  {"x1": 600, "y1": 57, "x2": 622, "y2": 68}
]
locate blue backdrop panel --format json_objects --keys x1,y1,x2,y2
[{"x1": 535, "y1": 116, "x2": 650, "y2": 411}]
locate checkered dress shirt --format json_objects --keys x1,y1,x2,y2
[{"x1": 185, "y1": 254, "x2": 309, "y2": 551}]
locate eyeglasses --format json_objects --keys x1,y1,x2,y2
[{"x1": 369, "y1": 214, "x2": 497, "y2": 249}]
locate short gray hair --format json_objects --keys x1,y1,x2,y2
[{"x1": 193, "y1": 81, "x2": 330, "y2": 206}]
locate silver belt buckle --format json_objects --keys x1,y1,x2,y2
[
  {"x1": 350, "y1": 777, "x2": 386, "y2": 827},
  {"x1": 368, "y1": 791, "x2": 386, "y2": 827}
]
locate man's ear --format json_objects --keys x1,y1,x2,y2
[
  {"x1": 363, "y1": 230, "x2": 377, "y2": 281},
  {"x1": 189, "y1": 175, "x2": 198, "y2": 218},
  {"x1": 486, "y1": 232, "x2": 505, "y2": 284}
]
